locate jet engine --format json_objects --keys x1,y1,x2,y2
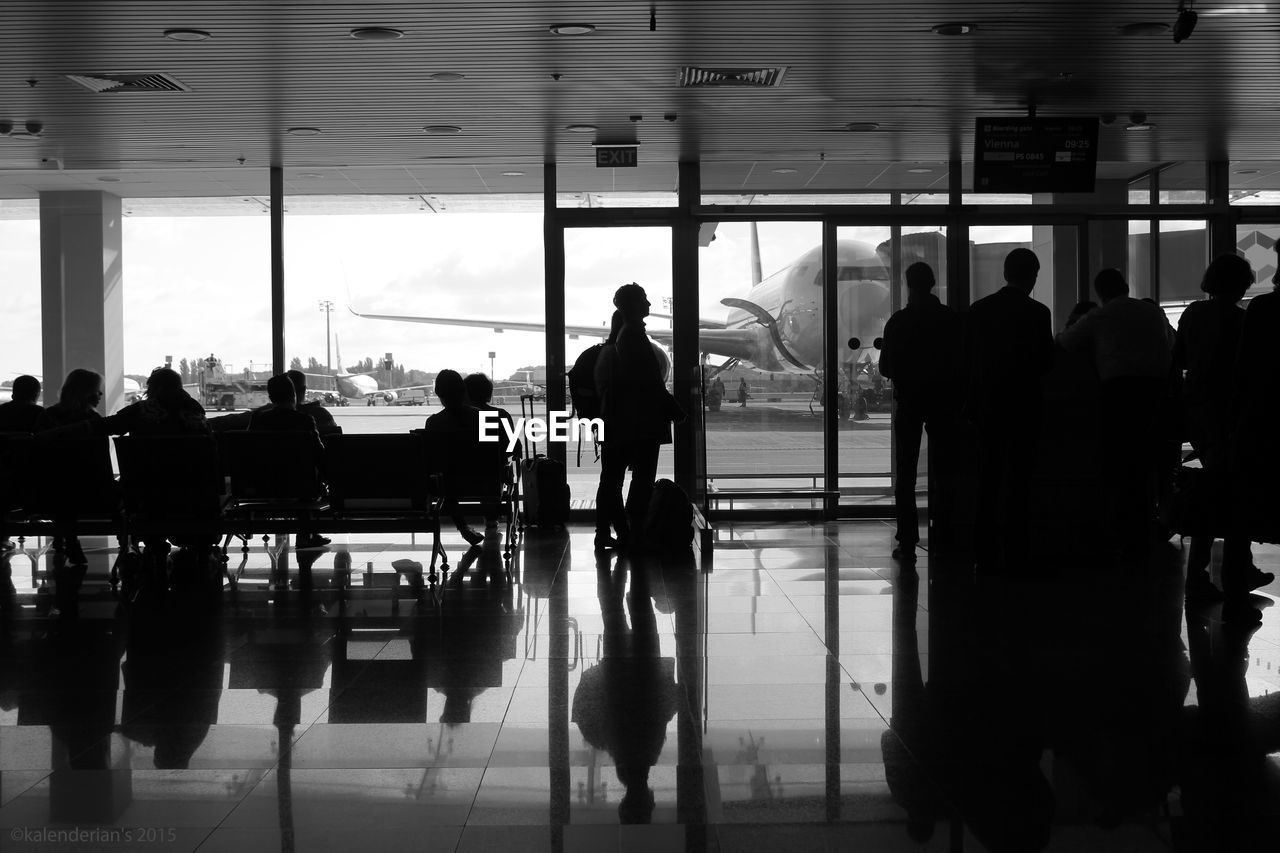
[{"x1": 380, "y1": 390, "x2": 398, "y2": 404}]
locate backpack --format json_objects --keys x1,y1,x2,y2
[
  {"x1": 644, "y1": 479, "x2": 694, "y2": 553},
  {"x1": 567, "y1": 343, "x2": 606, "y2": 421}
]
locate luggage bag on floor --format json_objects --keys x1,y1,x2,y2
[
  {"x1": 519, "y1": 394, "x2": 570, "y2": 528},
  {"x1": 644, "y1": 478, "x2": 694, "y2": 552}
]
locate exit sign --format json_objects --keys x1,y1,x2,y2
[{"x1": 595, "y1": 146, "x2": 638, "y2": 167}]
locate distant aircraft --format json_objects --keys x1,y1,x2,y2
[
  {"x1": 348, "y1": 226, "x2": 896, "y2": 386},
  {"x1": 303, "y1": 337, "x2": 428, "y2": 404}
]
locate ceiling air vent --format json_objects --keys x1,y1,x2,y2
[
  {"x1": 63, "y1": 72, "x2": 192, "y2": 93},
  {"x1": 679, "y1": 66, "x2": 788, "y2": 88}
]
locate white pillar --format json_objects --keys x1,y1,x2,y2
[{"x1": 39, "y1": 191, "x2": 125, "y2": 413}]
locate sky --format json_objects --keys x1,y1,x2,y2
[{"x1": 0, "y1": 208, "x2": 1227, "y2": 392}]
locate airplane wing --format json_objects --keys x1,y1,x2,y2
[
  {"x1": 644, "y1": 327, "x2": 761, "y2": 362},
  {"x1": 348, "y1": 306, "x2": 610, "y2": 339}
]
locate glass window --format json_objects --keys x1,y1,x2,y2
[
  {"x1": 283, "y1": 198, "x2": 546, "y2": 436},
  {"x1": 970, "y1": 224, "x2": 1075, "y2": 330},
  {"x1": 1157, "y1": 220, "x2": 1207, "y2": 327},
  {"x1": 0, "y1": 203, "x2": 41, "y2": 402},
  {"x1": 1127, "y1": 220, "x2": 1153, "y2": 299},
  {"x1": 122, "y1": 200, "x2": 272, "y2": 414},
  {"x1": 1236, "y1": 224, "x2": 1280, "y2": 299}
]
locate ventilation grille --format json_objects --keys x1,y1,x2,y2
[
  {"x1": 63, "y1": 72, "x2": 191, "y2": 93},
  {"x1": 679, "y1": 66, "x2": 788, "y2": 88}
]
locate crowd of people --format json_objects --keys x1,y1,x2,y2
[{"x1": 880, "y1": 244, "x2": 1280, "y2": 603}]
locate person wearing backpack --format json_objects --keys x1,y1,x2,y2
[{"x1": 593, "y1": 285, "x2": 683, "y2": 550}]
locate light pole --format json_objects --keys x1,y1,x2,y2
[
  {"x1": 318, "y1": 300, "x2": 334, "y2": 373},
  {"x1": 489, "y1": 351, "x2": 495, "y2": 380}
]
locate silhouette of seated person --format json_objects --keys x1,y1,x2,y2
[
  {"x1": 878, "y1": 261, "x2": 961, "y2": 561},
  {"x1": 964, "y1": 247, "x2": 1054, "y2": 569},
  {"x1": 31, "y1": 369, "x2": 109, "y2": 565},
  {"x1": 423, "y1": 369, "x2": 498, "y2": 547},
  {"x1": 464, "y1": 372, "x2": 517, "y2": 531},
  {"x1": 1058, "y1": 269, "x2": 1174, "y2": 557},
  {"x1": 286, "y1": 369, "x2": 341, "y2": 436},
  {"x1": 571, "y1": 552, "x2": 680, "y2": 823},
  {"x1": 247, "y1": 374, "x2": 330, "y2": 548},
  {"x1": 93, "y1": 367, "x2": 209, "y2": 437},
  {"x1": 0, "y1": 374, "x2": 43, "y2": 433},
  {"x1": 35, "y1": 368, "x2": 103, "y2": 432}
]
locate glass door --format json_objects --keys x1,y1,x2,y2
[
  {"x1": 563, "y1": 226, "x2": 675, "y2": 510},
  {"x1": 697, "y1": 221, "x2": 826, "y2": 512},
  {"x1": 834, "y1": 224, "x2": 947, "y2": 512}
]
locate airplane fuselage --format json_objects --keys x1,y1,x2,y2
[{"x1": 722, "y1": 240, "x2": 891, "y2": 375}]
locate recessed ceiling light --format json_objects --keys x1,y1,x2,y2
[
  {"x1": 931, "y1": 22, "x2": 975, "y2": 35},
  {"x1": 97, "y1": 176, "x2": 121, "y2": 182},
  {"x1": 163, "y1": 28, "x2": 212, "y2": 42},
  {"x1": 1125, "y1": 121, "x2": 1156, "y2": 131},
  {"x1": 771, "y1": 168, "x2": 798, "y2": 174},
  {"x1": 566, "y1": 124, "x2": 598, "y2": 133},
  {"x1": 286, "y1": 127, "x2": 322, "y2": 136},
  {"x1": 844, "y1": 122, "x2": 880, "y2": 132},
  {"x1": 1233, "y1": 168, "x2": 1261, "y2": 175},
  {"x1": 430, "y1": 72, "x2": 466, "y2": 82},
  {"x1": 1119, "y1": 22, "x2": 1170, "y2": 36},
  {"x1": 907, "y1": 167, "x2": 934, "y2": 174},
  {"x1": 350, "y1": 27, "x2": 404, "y2": 41},
  {"x1": 298, "y1": 172, "x2": 324, "y2": 179},
  {"x1": 423, "y1": 124, "x2": 462, "y2": 135},
  {"x1": 549, "y1": 23, "x2": 596, "y2": 35},
  {"x1": 501, "y1": 171, "x2": 525, "y2": 177}
]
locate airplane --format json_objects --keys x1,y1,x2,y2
[
  {"x1": 302, "y1": 337, "x2": 429, "y2": 405},
  {"x1": 346, "y1": 225, "x2": 900, "y2": 390}
]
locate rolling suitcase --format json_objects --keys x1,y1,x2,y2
[{"x1": 519, "y1": 394, "x2": 570, "y2": 528}]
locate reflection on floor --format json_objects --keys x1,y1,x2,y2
[{"x1": 1, "y1": 524, "x2": 1277, "y2": 852}]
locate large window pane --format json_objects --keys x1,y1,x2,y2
[
  {"x1": 698, "y1": 222, "x2": 824, "y2": 510},
  {"x1": 284, "y1": 200, "x2": 546, "y2": 439},
  {"x1": 122, "y1": 202, "x2": 271, "y2": 412},
  {"x1": 1157, "y1": 221, "x2": 1207, "y2": 327},
  {"x1": 0, "y1": 204, "x2": 41, "y2": 403}
]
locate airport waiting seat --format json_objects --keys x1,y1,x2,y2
[
  {"x1": 114, "y1": 434, "x2": 229, "y2": 592},
  {"x1": 219, "y1": 431, "x2": 329, "y2": 572},
  {"x1": 323, "y1": 432, "x2": 446, "y2": 581},
  {"x1": 417, "y1": 428, "x2": 519, "y2": 564},
  {"x1": 23, "y1": 435, "x2": 121, "y2": 530},
  {"x1": 0, "y1": 431, "x2": 34, "y2": 517}
]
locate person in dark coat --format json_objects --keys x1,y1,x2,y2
[
  {"x1": 286, "y1": 369, "x2": 340, "y2": 435},
  {"x1": 0, "y1": 375, "x2": 42, "y2": 432},
  {"x1": 1175, "y1": 254, "x2": 1271, "y2": 600},
  {"x1": 95, "y1": 367, "x2": 208, "y2": 437},
  {"x1": 423, "y1": 369, "x2": 489, "y2": 547},
  {"x1": 964, "y1": 248, "x2": 1055, "y2": 570},
  {"x1": 879, "y1": 262, "x2": 961, "y2": 561},
  {"x1": 593, "y1": 284, "x2": 681, "y2": 550},
  {"x1": 35, "y1": 368, "x2": 103, "y2": 432}
]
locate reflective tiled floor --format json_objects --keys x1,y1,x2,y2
[{"x1": 1, "y1": 524, "x2": 1277, "y2": 852}]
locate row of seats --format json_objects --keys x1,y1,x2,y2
[{"x1": 0, "y1": 430, "x2": 519, "y2": 586}]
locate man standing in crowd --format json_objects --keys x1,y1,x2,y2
[
  {"x1": 878, "y1": 263, "x2": 961, "y2": 562},
  {"x1": 1057, "y1": 268, "x2": 1173, "y2": 557},
  {"x1": 965, "y1": 248, "x2": 1055, "y2": 570}
]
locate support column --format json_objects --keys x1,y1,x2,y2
[
  {"x1": 543, "y1": 164, "x2": 567, "y2": 466},
  {"x1": 673, "y1": 162, "x2": 701, "y2": 502},
  {"x1": 271, "y1": 165, "x2": 285, "y2": 374},
  {"x1": 39, "y1": 191, "x2": 124, "y2": 414}
]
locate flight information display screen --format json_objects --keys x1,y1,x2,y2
[{"x1": 973, "y1": 117, "x2": 1099, "y2": 193}]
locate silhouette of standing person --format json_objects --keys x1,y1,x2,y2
[
  {"x1": 879, "y1": 262, "x2": 961, "y2": 561},
  {"x1": 737, "y1": 378, "x2": 749, "y2": 407},
  {"x1": 1175, "y1": 254, "x2": 1272, "y2": 600},
  {"x1": 594, "y1": 285, "x2": 679, "y2": 550},
  {"x1": 964, "y1": 248, "x2": 1055, "y2": 570},
  {"x1": 1229, "y1": 245, "x2": 1280, "y2": 594},
  {"x1": 1057, "y1": 269, "x2": 1174, "y2": 557}
]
